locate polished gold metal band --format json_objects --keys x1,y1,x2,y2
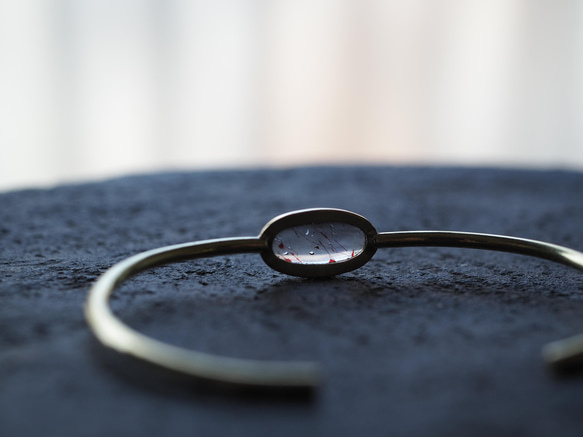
[
  {"x1": 86, "y1": 208, "x2": 583, "y2": 391},
  {"x1": 86, "y1": 237, "x2": 322, "y2": 389}
]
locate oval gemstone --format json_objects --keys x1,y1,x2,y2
[{"x1": 272, "y1": 222, "x2": 366, "y2": 265}]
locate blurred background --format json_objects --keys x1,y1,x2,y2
[{"x1": 1, "y1": 0, "x2": 583, "y2": 192}]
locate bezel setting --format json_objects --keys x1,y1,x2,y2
[{"x1": 259, "y1": 208, "x2": 378, "y2": 277}]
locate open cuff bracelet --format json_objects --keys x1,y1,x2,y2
[{"x1": 86, "y1": 208, "x2": 583, "y2": 391}]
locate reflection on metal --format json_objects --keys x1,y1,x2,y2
[{"x1": 86, "y1": 208, "x2": 583, "y2": 391}]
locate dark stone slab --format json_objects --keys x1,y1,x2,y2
[{"x1": 1, "y1": 166, "x2": 583, "y2": 436}]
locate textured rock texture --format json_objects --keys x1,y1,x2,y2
[{"x1": 1, "y1": 167, "x2": 583, "y2": 436}]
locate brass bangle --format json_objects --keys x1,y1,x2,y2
[{"x1": 86, "y1": 208, "x2": 583, "y2": 390}]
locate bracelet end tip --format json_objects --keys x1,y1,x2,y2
[{"x1": 542, "y1": 336, "x2": 583, "y2": 372}]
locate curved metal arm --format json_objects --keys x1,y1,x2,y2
[
  {"x1": 376, "y1": 231, "x2": 583, "y2": 369},
  {"x1": 375, "y1": 231, "x2": 583, "y2": 273},
  {"x1": 85, "y1": 237, "x2": 321, "y2": 390}
]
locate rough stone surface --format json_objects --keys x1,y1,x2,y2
[{"x1": 1, "y1": 166, "x2": 583, "y2": 436}]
